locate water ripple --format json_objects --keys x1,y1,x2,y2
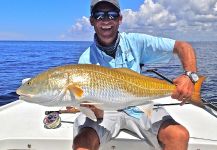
[{"x1": 0, "y1": 41, "x2": 216, "y2": 106}]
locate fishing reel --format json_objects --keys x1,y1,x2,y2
[
  {"x1": 43, "y1": 107, "x2": 80, "y2": 129},
  {"x1": 43, "y1": 112, "x2": 61, "y2": 129}
]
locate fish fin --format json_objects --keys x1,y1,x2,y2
[
  {"x1": 80, "y1": 101, "x2": 103, "y2": 110},
  {"x1": 67, "y1": 84, "x2": 84, "y2": 99},
  {"x1": 80, "y1": 102, "x2": 103, "y2": 110},
  {"x1": 137, "y1": 103, "x2": 154, "y2": 118},
  {"x1": 191, "y1": 76, "x2": 206, "y2": 107},
  {"x1": 80, "y1": 106, "x2": 97, "y2": 122},
  {"x1": 114, "y1": 68, "x2": 141, "y2": 76}
]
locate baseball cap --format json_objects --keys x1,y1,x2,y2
[{"x1": 90, "y1": 0, "x2": 120, "y2": 13}]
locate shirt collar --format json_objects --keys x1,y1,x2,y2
[
  {"x1": 94, "y1": 33, "x2": 120, "y2": 58},
  {"x1": 92, "y1": 34, "x2": 135, "y2": 66}
]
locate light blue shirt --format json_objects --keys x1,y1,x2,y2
[{"x1": 78, "y1": 32, "x2": 175, "y2": 118}]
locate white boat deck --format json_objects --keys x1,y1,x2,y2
[{"x1": 0, "y1": 97, "x2": 217, "y2": 150}]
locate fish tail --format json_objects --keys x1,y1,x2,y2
[{"x1": 190, "y1": 76, "x2": 206, "y2": 107}]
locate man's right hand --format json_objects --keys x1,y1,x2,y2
[{"x1": 80, "y1": 104, "x2": 104, "y2": 119}]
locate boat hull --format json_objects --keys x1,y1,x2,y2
[{"x1": 0, "y1": 97, "x2": 217, "y2": 150}]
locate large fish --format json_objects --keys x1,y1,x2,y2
[{"x1": 16, "y1": 64, "x2": 205, "y2": 121}]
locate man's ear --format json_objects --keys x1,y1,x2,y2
[
  {"x1": 118, "y1": 15, "x2": 123, "y2": 25},
  {"x1": 90, "y1": 17, "x2": 94, "y2": 26}
]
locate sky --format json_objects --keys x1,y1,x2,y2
[{"x1": 0, "y1": 0, "x2": 217, "y2": 41}]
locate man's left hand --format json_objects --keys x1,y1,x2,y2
[{"x1": 171, "y1": 75, "x2": 194, "y2": 105}]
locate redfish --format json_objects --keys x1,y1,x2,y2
[{"x1": 16, "y1": 64, "x2": 205, "y2": 121}]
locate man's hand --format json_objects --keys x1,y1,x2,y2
[
  {"x1": 80, "y1": 104, "x2": 104, "y2": 119},
  {"x1": 171, "y1": 75, "x2": 194, "y2": 105}
]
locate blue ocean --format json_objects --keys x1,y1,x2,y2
[{"x1": 0, "y1": 41, "x2": 216, "y2": 106}]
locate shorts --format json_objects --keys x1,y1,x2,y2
[{"x1": 73, "y1": 107, "x2": 173, "y2": 149}]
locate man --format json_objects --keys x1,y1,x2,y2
[{"x1": 73, "y1": 0, "x2": 199, "y2": 150}]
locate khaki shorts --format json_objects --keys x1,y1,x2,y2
[{"x1": 73, "y1": 107, "x2": 173, "y2": 149}]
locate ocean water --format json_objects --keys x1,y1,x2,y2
[
  {"x1": 0, "y1": 41, "x2": 91, "y2": 106},
  {"x1": 0, "y1": 41, "x2": 216, "y2": 106}
]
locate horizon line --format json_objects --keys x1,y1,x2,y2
[{"x1": 1, "y1": 40, "x2": 217, "y2": 43}]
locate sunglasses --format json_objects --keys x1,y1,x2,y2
[{"x1": 92, "y1": 11, "x2": 120, "y2": 20}]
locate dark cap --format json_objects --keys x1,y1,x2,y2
[{"x1": 90, "y1": 0, "x2": 120, "y2": 12}]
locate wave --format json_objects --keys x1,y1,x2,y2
[{"x1": 0, "y1": 92, "x2": 19, "y2": 106}]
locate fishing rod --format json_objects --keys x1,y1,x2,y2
[
  {"x1": 146, "y1": 68, "x2": 217, "y2": 111},
  {"x1": 44, "y1": 101, "x2": 217, "y2": 115},
  {"x1": 45, "y1": 107, "x2": 80, "y2": 115},
  {"x1": 154, "y1": 101, "x2": 217, "y2": 107},
  {"x1": 146, "y1": 69, "x2": 174, "y2": 84}
]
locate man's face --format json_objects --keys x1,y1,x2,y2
[{"x1": 90, "y1": 2, "x2": 122, "y2": 46}]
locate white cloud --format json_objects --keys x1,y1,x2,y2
[
  {"x1": 70, "y1": 16, "x2": 91, "y2": 32},
  {"x1": 60, "y1": 16, "x2": 94, "y2": 41},
  {"x1": 158, "y1": 0, "x2": 217, "y2": 26},
  {"x1": 63, "y1": 0, "x2": 217, "y2": 41},
  {"x1": 214, "y1": 2, "x2": 217, "y2": 11},
  {"x1": 120, "y1": 0, "x2": 177, "y2": 33},
  {"x1": 158, "y1": 0, "x2": 217, "y2": 40}
]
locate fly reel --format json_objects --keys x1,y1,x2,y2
[{"x1": 43, "y1": 112, "x2": 61, "y2": 129}]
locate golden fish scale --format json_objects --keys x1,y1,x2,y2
[
  {"x1": 31, "y1": 64, "x2": 175, "y2": 97},
  {"x1": 45, "y1": 64, "x2": 175, "y2": 97},
  {"x1": 17, "y1": 64, "x2": 205, "y2": 108}
]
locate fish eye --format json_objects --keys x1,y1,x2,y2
[{"x1": 27, "y1": 81, "x2": 32, "y2": 85}]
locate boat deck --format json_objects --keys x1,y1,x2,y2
[{"x1": 0, "y1": 97, "x2": 217, "y2": 150}]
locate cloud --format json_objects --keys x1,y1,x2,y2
[
  {"x1": 215, "y1": 2, "x2": 217, "y2": 11},
  {"x1": 120, "y1": 0, "x2": 177, "y2": 34},
  {"x1": 60, "y1": 16, "x2": 94, "y2": 41},
  {"x1": 63, "y1": 0, "x2": 217, "y2": 41},
  {"x1": 157, "y1": 0, "x2": 217, "y2": 31}
]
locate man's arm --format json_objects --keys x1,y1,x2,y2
[
  {"x1": 174, "y1": 41, "x2": 197, "y2": 72},
  {"x1": 172, "y1": 41, "x2": 197, "y2": 104}
]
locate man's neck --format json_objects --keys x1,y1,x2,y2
[{"x1": 95, "y1": 33, "x2": 120, "y2": 58}]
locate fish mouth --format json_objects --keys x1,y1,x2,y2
[
  {"x1": 16, "y1": 88, "x2": 33, "y2": 97},
  {"x1": 17, "y1": 92, "x2": 57, "y2": 105},
  {"x1": 18, "y1": 94, "x2": 47, "y2": 104},
  {"x1": 18, "y1": 94, "x2": 34, "y2": 102},
  {"x1": 16, "y1": 91, "x2": 33, "y2": 98},
  {"x1": 16, "y1": 90, "x2": 35, "y2": 101}
]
